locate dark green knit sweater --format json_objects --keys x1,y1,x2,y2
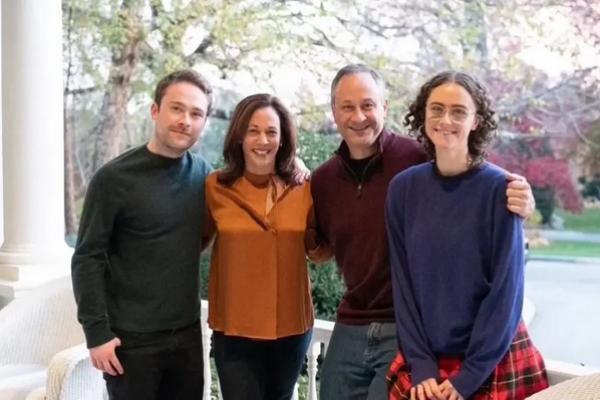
[{"x1": 72, "y1": 145, "x2": 211, "y2": 348}]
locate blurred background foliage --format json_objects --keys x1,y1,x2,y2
[{"x1": 64, "y1": 0, "x2": 600, "y2": 316}]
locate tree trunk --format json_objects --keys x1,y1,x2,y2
[
  {"x1": 64, "y1": 3, "x2": 78, "y2": 238},
  {"x1": 64, "y1": 103, "x2": 78, "y2": 238},
  {"x1": 91, "y1": 1, "x2": 143, "y2": 172}
]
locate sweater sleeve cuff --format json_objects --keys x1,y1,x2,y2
[
  {"x1": 304, "y1": 226, "x2": 320, "y2": 252},
  {"x1": 83, "y1": 321, "x2": 115, "y2": 349},
  {"x1": 449, "y1": 369, "x2": 479, "y2": 399},
  {"x1": 410, "y1": 359, "x2": 439, "y2": 386}
]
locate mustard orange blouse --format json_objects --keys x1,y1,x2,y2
[{"x1": 204, "y1": 171, "x2": 318, "y2": 340}]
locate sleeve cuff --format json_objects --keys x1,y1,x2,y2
[
  {"x1": 410, "y1": 359, "x2": 439, "y2": 386},
  {"x1": 449, "y1": 368, "x2": 479, "y2": 399},
  {"x1": 83, "y1": 321, "x2": 115, "y2": 349}
]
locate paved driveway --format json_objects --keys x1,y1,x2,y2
[{"x1": 525, "y1": 260, "x2": 600, "y2": 369}]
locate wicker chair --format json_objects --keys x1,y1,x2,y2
[{"x1": 0, "y1": 276, "x2": 105, "y2": 400}]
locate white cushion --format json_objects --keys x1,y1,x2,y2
[
  {"x1": 0, "y1": 364, "x2": 45, "y2": 380},
  {"x1": 24, "y1": 387, "x2": 46, "y2": 400},
  {"x1": 0, "y1": 364, "x2": 46, "y2": 400}
]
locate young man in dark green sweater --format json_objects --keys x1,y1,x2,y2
[{"x1": 71, "y1": 69, "x2": 213, "y2": 399}]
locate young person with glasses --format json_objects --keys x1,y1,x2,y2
[{"x1": 385, "y1": 71, "x2": 549, "y2": 400}]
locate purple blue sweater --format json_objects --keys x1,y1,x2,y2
[{"x1": 385, "y1": 161, "x2": 524, "y2": 398}]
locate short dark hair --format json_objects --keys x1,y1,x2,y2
[
  {"x1": 330, "y1": 64, "x2": 387, "y2": 106},
  {"x1": 404, "y1": 71, "x2": 497, "y2": 166},
  {"x1": 153, "y1": 69, "x2": 213, "y2": 115},
  {"x1": 218, "y1": 93, "x2": 300, "y2": 186}
]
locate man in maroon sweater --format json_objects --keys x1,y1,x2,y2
[{"x1": 311, "y1": 64, "x2": 535, "y2": 399}]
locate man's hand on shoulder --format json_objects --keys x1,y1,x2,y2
[
  {"x1": 90, "y1": 337, "x2": 124, "y2": 376},
  {"x1": 505, "y1": 172, "x2": 535, "y2": 219},
  {"x1": 293, "y1": 156, "x2": 310, "y2": 183}
]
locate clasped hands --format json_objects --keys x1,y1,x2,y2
[{"x1": 410, "y1": 378, "x2": 464, "y2": 400}]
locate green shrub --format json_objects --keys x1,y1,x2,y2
[
  {"x1": 297, "y1": 130, "x2": 338, "y2": 171},
  {"x1": 309, "y1": 261, "x2": 344, "y2": 321},
  {"x1": 200, "y1": 250, "x2": 211, "y2": 299},
  {"x1": 579, "y1": 175, "x2": 600, "y2": 201},
  {"x1": 533, "y1": 186, "x2": 555, "y2": 225}
]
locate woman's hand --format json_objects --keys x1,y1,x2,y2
[
  {"x1": 439, "y1": 379, "x2": 464, "y2": 400},
  {"x1": 410, "y1": 378, "x2": 446, "y2": 400}
]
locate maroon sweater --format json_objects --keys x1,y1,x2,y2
[{"x1": 311, "y1": 129, "x2": 426, "y2": 324}]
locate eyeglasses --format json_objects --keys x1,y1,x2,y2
[{"x1": 426, "y1": 104, "x2": 476, "y2": 123}]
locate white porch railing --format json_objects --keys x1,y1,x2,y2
[{"x1": 200, "y1": 301, "x2": 599, "y2": 400}]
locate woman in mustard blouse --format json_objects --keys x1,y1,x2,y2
[{"x1": 203, "y1": 93, "x2": 328, "y2": 399}]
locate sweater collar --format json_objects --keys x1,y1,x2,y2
[
  {"x1": 335, "y1": 129, "x2": 391, "y2": 183},
  {"x1": 243, "y1": 170, "x2": 272, "y2": 188},
  {"x1": 142, "y1": 144, "x2": 187, "y2": 166},
  {"x1": 336, "y1": 128, "x2": 391, "y2": 163}
]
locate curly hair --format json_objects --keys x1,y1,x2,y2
[
  {"x1": 404, "y1": 71, "x2": 498, "y2": 167},
  {"x1": 218, "y1": 93, "x2": 300, "y2": 187}
]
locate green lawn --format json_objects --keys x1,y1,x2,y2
[
  {"x1": 530, "y1": 240, "x2": 600, "y2": 258},
  {"x1": 555, "y1": 208, "x2": 600, "y2": 233}
]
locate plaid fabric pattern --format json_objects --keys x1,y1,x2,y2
[{"x1": 387, "y1": 322, "x2": 549, "y2": 399}]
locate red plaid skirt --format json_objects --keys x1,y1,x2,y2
[{"x1": 387, "y1": 322, "x2": 549, "y2": 400}]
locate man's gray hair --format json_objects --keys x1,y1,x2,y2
[{"x1": 330, "y1": 64, "x2": 387, "y2": 106}]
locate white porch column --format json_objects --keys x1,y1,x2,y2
[
  {"x1": 0, "y1": 4, "x2": 4, "y2": 248},
  {"x1": 0, "y1": 0, "x2": 71, "y2": 303}
]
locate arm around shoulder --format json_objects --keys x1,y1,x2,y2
[{"x1": 305, "y1": 205, "x2": 333, "y2": 264}]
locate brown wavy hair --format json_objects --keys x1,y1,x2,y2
[
  {"x1": 153, "y1": 69, "x2": 213, "y2": 115},
  {"x1": 218, "y1": 93, "x2": 300, "y2": 186},
  {"x1": 404, "y1": 71, "x2": 498, "y2": 166}
]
